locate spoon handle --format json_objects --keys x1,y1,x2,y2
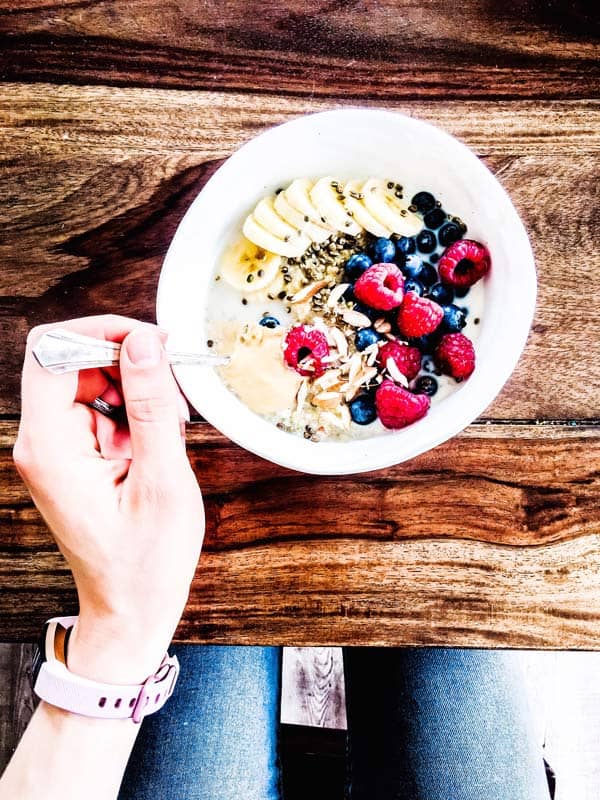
[{"x1": 32, "y1": 329, "x2": 229, "y2": 374}]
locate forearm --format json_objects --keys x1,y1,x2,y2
[{"x1": 0, "y1": 702, "x2": 139, "y2": 800}]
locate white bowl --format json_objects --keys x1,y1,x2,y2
[{"x1": 157, "y1": 109, "x2": 535, "y2": 475}]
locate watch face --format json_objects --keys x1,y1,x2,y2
[{"x1": 31, "y1": 622, "x2": 49, "y2": 684}]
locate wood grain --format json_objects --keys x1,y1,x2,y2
[
  {"x1": 0, "y1": 1, "x2": 598, "y2": 99},
  {"x1": 1, "y1": 420, "x2": 598, "y2": 646},
  {"x1": 0, "y1": 85, "x2": 599, "y2": 419},
  {"x1": 0, "y1": 643, "x2": 35, "y2": 772},
  {"x1": 281, "y1": 647, "x2": 346, "y2": 729}
]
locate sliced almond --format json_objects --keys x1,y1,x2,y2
[
  {"x1": 348, "y1": 353, "x2": 362, "y2": 384},
  {"x1": 385, "y1": 357, "x2": 409, "y2": 387},
  {"x1": 313, "y1": 369, "x2": 341, "y2": 391},
  {"x1": 366, "y1": 348, "x2": 378, "y2": 366},
  {"x1": 338, "y1": 404, "x2": 352, "y2": 429},
  {"x1": 341, "y1": 309, "x2": 372, "y2": 328},
  {"x1": 313, "y1": 391, "x2": 343, "y2": 409},
  {"x1": 374, "y1": 318, "x2": 391, "y2": 333},
  {"x1": 329, "y1": 326, "x2": 349, "y2": 358},
  {"x1": 327, "y1": 282, "x2": 351, "y2": 308},
  {"x1": 356, "y1": 366, "x2": 378, "y2": 387},
  {"x1": 296, "y1": 379, "x2": 309, "y2": 410},
  {"x1": 289, "y1": 279, "x2": 328, "y2": 304}
]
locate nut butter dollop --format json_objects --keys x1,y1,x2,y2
[{"x1": 213, "y1": 321, "x2": 301, "y2": 416}]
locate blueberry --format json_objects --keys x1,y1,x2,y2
[
  {"x1": 370, "y1": 237, "x2": 396, "y2": 263},
  {"x1": 441, "y1": 304, "x2": 467, "y2": 332},
  {"x1": 454, "y1": 285, "x2": 471, "y2": 299},
  {"x1": 419, "y1": 263, "x2": 438, "y2": 287},
  {"x1": 415, "y1": 375, "x2": 438, "y2": 396},
  {"x1": 411, "y1": 191, "x2": 436, "y2": 213},
  {"x1": 403, "y1": 279, "x2": 425, "y2": 296},
  {"x1": 424, "y1": 208, "x2": 447, "y2": 229},
  {"x1": 355, "y1": 327, "x2": 382, "y2": 351},
  {"x1": 353, "y1": 301, "x2": 380, "y2": 321},
  {"x1": 416, "y1": 229, "x2": 437, "y2": 254},
  {"x1": 259, "y1": 315, "x2": 280, "y2": 329},
  {"x1": 345, "y1": 253, "x2": 372, "y2": 281},
  {"x1": 396, "y1": 236, "x2": 416, "y2": 256},
  {"x1": 421, "y1": 356, "x2": 437, "y2": 373},
  {"x1": 429, "y1": 253, "x2": 439, "y2": 264},
  {"x1": 438, "y1": 222, "x2": 462, "y2": 247},
  {"x1": 349, "y1": 395, "x2": 378, "y2": 425},
  {"x1": 428, "y1": 282, "x2": 454, "y2": 305},
  {"x1": 409, "y1": 333, "x2": 440, "y2": 355},
  {"x1": 402, "y1": 254, "x2": 423, "y2": 280},
  {"x1": 342, "y1": 284, "x2": 356, "y2": 303}
]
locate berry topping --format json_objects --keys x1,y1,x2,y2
[
  {"x1": 354, "y1": 263, "x2": 405, "y2": 311},
  {"x1": 349, "y1": 395, "x2": 378, "y2": 425},
  {"x1": 427, "y1": 282, "x2": 454, "y2": 305},
  {"x1": 424, "y1": 208, "x2": 446, "y2": 229},
  {"x1": 438, "y1": 221, "x2": 463, "y2": 247},
  {"x1": 411, "y1": 191, "x2": 436, "y2": 213},
  {"x1": 370, "y1": 237, "x2": 396, "y2": 263},
  {"x1": 345, "y1": 252, "x2": 373, "y2": 282},
  {"x1": 377, "y1": 340, "x2": 422, "y2": 381},
  {"x1": 416, "y1": 229, "x2": 437, "y2": 254},
  {"x1": 375, "y1": 380, "x2": 431, "y2": 429},
  {"x1": 355, "y1": 327, "x2": 382, "y2": 351},
  {"x1": 402, "y1": 254, "x2": 425, "y2": 280},
  {"x1": 395, "y1": 236, "x2": 416, "y2": 257},
  {"x1": 438, "y1": 239, "x2": 491, "y2": 288},
  {"x1": 434, "y1": 332, "x2": 476, "y2": 380},
  {"x1": 397, "y1": 292, "x2": 444, "y2": 338},
  {"x1": 403, "y1": 278, "x2": 425, "y2": 296},
  {"x1": 284, "y1": 325, "x2": 330, "y2": 377},
  {"x1": 259, "y1": 315, "x2": 280, "y2": 329},
  {"x1": 414, "y1": 375, "x2": 439, "y2": 396},
  {"x1": 440, "y1": 304, "x2": 467, "y2": 333},
  {"x1": 409, "y1": 333, "x2": 441, "y2": 355}
]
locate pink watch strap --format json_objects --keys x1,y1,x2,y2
[{"x1": 33, "y1": 617, "x2": 179, "y2": 723}]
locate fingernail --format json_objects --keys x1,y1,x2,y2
[
  {"x1": 125, "y1": 328, "x2": 162, "y2": 367},
  {"x1": 177, "y1": 392, "x2": 191, "y2": 422}
]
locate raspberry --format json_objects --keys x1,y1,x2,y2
[
  {"x1": 434, "y1": 333, "x2": 476, "y2": 380},
  {"x1": 353, "y1": 263, "x2": 405, "y2": 311},
  {"x1": 438, "y1": 239, "x2": 490, "y2": 288},
  {"x1": 375, "y1": 380, "x2": 431, "y2": 429},
  {"x1": 377, "y1": 340, "x2": 422, "y2": 381},
  {"x1": 284, "y1": 325, "x2": 330, "y2": 377},
  {"x1": 397, "y1": 292, "x2": 443, "y2": 338}
]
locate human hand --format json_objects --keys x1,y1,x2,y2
[{"x1": 13, "y1": 315, "x2": 204, "y2": 684}]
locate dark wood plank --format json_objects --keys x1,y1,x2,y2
[
  {"x1": 1, "y1": 420, "x2": 599, "y2": 647},
  {"x1": 0, "y1": 86, "x2": 598, "y2": 419},
  {"x1": 0, "y1": 1, "x2": 598, "y2": 98},
  {"x1": 0, "y1": 643, "x2": 36, "y2": 772}
]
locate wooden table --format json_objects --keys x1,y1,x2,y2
[{"x1": 0, "y1": 1, "x2": 599, "y2": 648}]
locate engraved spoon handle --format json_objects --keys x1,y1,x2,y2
[{"x1": 32, "y1": 329, "x2": 229, "y2": 375}]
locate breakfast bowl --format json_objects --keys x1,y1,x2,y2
[{"x1": 157, "y1": 109, "x2": 536, "y2": 475}]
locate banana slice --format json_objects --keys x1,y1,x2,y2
[
  {"x1": 310, "y1": 177, "x2": 362, "y2": 235},
  {"x1": 242, "y1": 214, "x2": 310, "y2": 258},
  {"x1": 342, "y1": 179, "x2": 393, "y2": 238},
  {"x1": 219, "y1": 236, "x2": 282, "y2": 293},
  {"x1": 254, "y1": 196, "x2": 301, "y2": 241},
  {"x1": 285, "y1": 178, "x2": 336, "y2": 231},
  {"x1": 274, "y1": 191, "x2": 332, "y2": 243},
  {"x1": 361, "y1": 178, "x2": 422, "y2": 236}
]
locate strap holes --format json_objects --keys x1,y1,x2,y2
[
  {"x1": 115, "y1": 698, "x2": 122, "y2": 708},
  {"x1": 98, "y1": 697, "x2": 106, "y2": 708}
]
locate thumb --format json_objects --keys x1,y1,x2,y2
[{"x1": 120, "y1": 327, "x2": 184, "y2": 471}]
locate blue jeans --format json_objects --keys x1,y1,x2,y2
[{"x1": 119, "y1": 647, "x2": 549, "y2": 800}]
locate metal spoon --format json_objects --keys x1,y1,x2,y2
[{"x1": 32, "y1": 328, "x2": 229, "y2": 375}]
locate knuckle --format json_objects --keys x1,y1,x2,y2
[
  {"x1": 126, "y1": 394, "x2": 172, "y2": 424},
  {"x1": 12, "y1": 436, "x2": 36, "y2": 478},
  {"x1": 26, "y1": 323, "x2": 54, "y2": 348}
]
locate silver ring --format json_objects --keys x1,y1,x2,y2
[{"x1": 88, "y1": 397, "x2": 124, "y2": 421}]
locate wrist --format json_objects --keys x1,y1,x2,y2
[{"x1": 68, "y1": 615, "x2": 172, "y2": 685}]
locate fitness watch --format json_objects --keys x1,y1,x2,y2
[{"x1": 32, "y1": 616, "x2": 179, "y2": 723}]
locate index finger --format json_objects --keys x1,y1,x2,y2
[{"x1": 20, "y1": 315, "x2": 160, "y2": 436}]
